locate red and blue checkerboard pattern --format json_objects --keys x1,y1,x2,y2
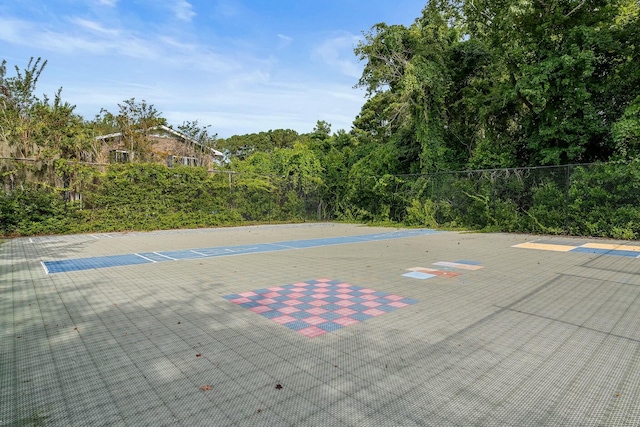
[{"x1": 223, "y1": 279, "x2": 419, "y2": 338}]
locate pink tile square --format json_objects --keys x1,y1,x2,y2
[
  {"x1": 335, "y1": 300, "x2": 355, "y2": 307},
  {"x1": 307, "y1": 307, "x2": 329, "y2": 315},
  {"x1": 249, "y1": 306, "x2": 273, "y2": 314},
  {"x1": 312, "y1": 293, "x2": 328, "y2": 299},
  {"x1": 361, "y1": 294, "x2": 379, "y2": 301},
  {"x1": 388, "y1": 301, "x2": 409, "y2": 308},
  {"x1": 334, "y1": 308, "x2": 357, "y2": 316},
  {"x1": 334, "y1": 317, "x2": 360, "y2": 326},
  {"x1": 304, "y1": 316, "x2": 328, "y2": 326},
  {"x1": 262, "y1": 292, "x2": 281, "y2": 298},
  {"x1": 292, "y1": 282, "x2": 309, "y2": 287},
  {"x1": 298, "y1": 326, "x2": 327, "y2": 337},
  {"x1": 288, "y1": 292, "x2": 305, "y2": 299},
  {"x1": 256, "y1": 298, "x2": 277, "y2": 305},
  {"x1": 362, "y1": 301, "x2": 381, "y2": 308},
  {"x1": 316, "y1": 278, "x2": 331, "y2": 282},
  {"x1": 283, "y1": 300, "x2": 303, "y2": 306},
  {"x1": 309, "y1": 300, "x2": 329, "y2": 307},
  {"x1": 272, "y1": 315, "x2": 297, "y2": 324},
  {"x1": 335, "y1": 294, "x2": 353, "y2": 299},
  {"x1": 363, "y1": 308, "x2": 386, "y2": 317},
  {"x1": 278, "y1": 306, "x2": 300, "y2": 314},
  {"x1": 268, "y1": 286, "x2": 285, "y2": 291},
  {"x1": 359, "y1": 288, "x2": 376, "y2": 294},
  {"x1": 230, "y1": 297, "x2": 251, "y2": 304},
  {"x1": 315, "y1": 283, "x2": 331, "y2": 288},
  {"x1": 238, "y1": 291, "x2": 258, "y2": 297},
  {"x1": 291, "y1": 287, "x2": 307, "y2": 292},
  {"x1": 384, "y1": 295, "x2": 404, "y2": 301},
  {"x1": 336, "y1": 283, "x2": 352, "y2": 288}
]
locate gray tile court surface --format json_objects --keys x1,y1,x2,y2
[{"x1": 2, "y1": 223, "x2": 640, "y2": 426}]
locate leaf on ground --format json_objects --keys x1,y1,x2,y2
[
  {"x1": 200, "y1": 384, "x2": 212, "y2": 391},
  {"x1": 196, "y1": 353, "x2": 201, "y2": 357},
  {"x1": 275, "y1": 384, "x2": 283, "y2": 390}
]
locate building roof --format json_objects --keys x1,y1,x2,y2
[{"x1": 95, "y1": 124, "x2": 224, "y2": 157}]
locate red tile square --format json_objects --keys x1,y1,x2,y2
[
  {"x1": 335, "y1": 300, "x2": 355, "y2": 307},
  {"x1": 334, "y1": 317, "x2": 360, "y2": 326},
  {"x1": 298, "y1": 326, "x2": 327, "y2": 337},
  {"x1": 388, "y1": 301, "x2": 409, "y2": 308},
  {"x1": 272, "y1": 315, "x2": 297, "y2": 324},
  {"x1": 309, "y1": 300, "x2": 329, "y2": 307},
  {"x1": 334, "y1": 308, "x2": 357, "y2": 316},
  {"x1": 362, "y1": 301, "x2": 381, "y2": 308},
  {"x1": 363, "y1": 308, "x2": 386, "y2": 317},
  {"x1": 278, "y1": 306, "x2": 300, "y2": 314},
  {"x1": 238, "y1": 291, "x2": 258, "y2": 297},
  {"x1": 263, "y1": 292, "x2": 281, "y2": 298},
  {"x1": 249, "y1": 306, "x2": 273, "y2": 314},
  {"x1": 230, "y1": 297, "x2": 251, "y2": 304},
  {"x1": 305, "y1": 316, "x2": 328, "y2": 325},
  {"x1": 307, "y1": 307, "x2": 328, "y2": 315}
]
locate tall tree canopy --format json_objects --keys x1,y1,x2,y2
[{"x1": 354, "y1": 0, "x2": 640, "y2": 170}]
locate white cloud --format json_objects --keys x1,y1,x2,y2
[
  {"x1": 312, "y1": 33, "x2": 363, "y2": 78},
  {"x1": 96, "y1": 0, "x2": 118, "y2": 6},
  {"x1": 173, "y1": 0, "x2": 196, "y2": 22},
  {"x1": 71, "y1": 18, "x2": 119, "y2": 36},
  {"x1": 277, "y1": 34, "x2": 293, "y2": 49}
]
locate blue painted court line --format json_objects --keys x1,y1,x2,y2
[
  {"x1": 569, "y1": 247, "x2": 640, "y2": 258},
  {"x1": 43, "y1": 228, "x2": 441, "y2": 274}
]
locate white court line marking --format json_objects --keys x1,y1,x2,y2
[
  {"x1": 190, "y1": 250, "x2": 207, "y2": 256},
  {"x1": 41, "y1": 261, "x2": 50, "y2": 274},
  {"x1": 134, "y1": 253, "x2": 157, "y2": 263},
  {"x1": 102, "y1": 234, "x2": 113, "y2": 238},
  {"x1": 153, "y1": 252, "x2": 177, "y2": 260},
  {"x1": 29, "y1": 238, "x2": 34, "y2": 243},
  {"x1": 225, "y1": 247, "x2": 260, "y2": 253},
  {"x1": 90, "y1": 235, "x2": 100, "y2": 239}
]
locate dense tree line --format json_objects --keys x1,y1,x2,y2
[{"x1": 1, "y1": 0, "x2": 640, "y2": 237}]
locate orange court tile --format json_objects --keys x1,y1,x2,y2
[{"x1": 513, "y1": 242, "x2": 577, "y2": 252}]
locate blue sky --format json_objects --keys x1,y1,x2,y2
[{"x1": 0, "y1": 0, "x2": 426, "y2": 138}]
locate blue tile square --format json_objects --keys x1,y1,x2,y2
[
  {"x1": 402, "y1": 271, "x2": 436, "y2": 280},
  {"x1": 265, "y1": 302, "x2": 288, "y2": 310},
  {"x1": 294, "y1": 303, "x2": 315, "y2": 310},
  {"x1": 260, "y1": 310, "x2": 283, "y2": 319},
  {"x1": 349, "y1": 297, "x2": 367, "y2": 303},
  {"x1": 316, "y1": 322, "x2": 343, "y2": 332},
  {"x1": 298, "y1": 296, "x2": 317, "y2": 303},
  {"x1": 400, "y1": 298, "x2": 419, "y2": 305},
  {"x1": 273, "y1": 296, "x2": 292, "y2": 302},
  {"x1": 285, "y1": 321, "x2": 312, "y2": 331},
  {"x1": 375, "y1": 305, "x2": 398, "y2": 312},
  {"x1": 239, "y1": 301, "x2": 261, "y2": 309},
  {"x1": 223, "y1": 294, "x2": 240, "y2": 300},
  {"x1": 321, "y1": 304, "x2": 343, "y2": 312},
  {"x1": 323, "y1": 296, "x2": 342, "y2": 303},
  {"x1": 350, "y1": 313, "x2": 373, "y2": 321},
  {"x1": 290, "y1": 311, "x2": 314, "y2": 319},
  {"x1": 348, "y1": 304, "x2": 370, "y2": 313},
  {"x1": 319, "y1": 312, "x2": 342, "y2": 321},
  {"x1": 373, "y1": 291, "x2": 391, "y2": 297}
]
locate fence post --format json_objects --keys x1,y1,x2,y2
[{"x1": 565, "y1": 165, "x2": 571, "y2": 235}]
